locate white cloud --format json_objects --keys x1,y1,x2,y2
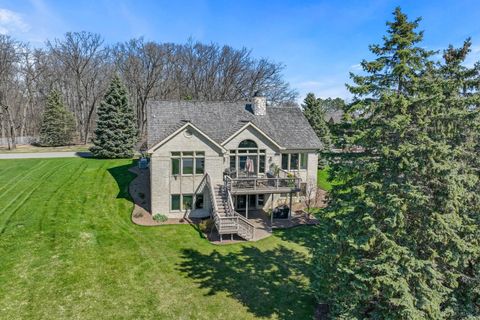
[
  {"x1": 0, "y1": 8, "x2": 29, "y2": 35},
  {"x1": 349, "y1": 63, "x2": 362, "y2": 71}
]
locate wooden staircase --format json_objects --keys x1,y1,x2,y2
[{"x1": 204, "y1": 174, "x2": 255, "y2": 241}]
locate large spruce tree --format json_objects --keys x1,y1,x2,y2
[
  {"x1": 90, "y1": 75, "x2": 137, "y2": 158},
  {"x1": 436, "y1": 39, "x2": 480, "y2": 318},
  {"x1": 312, "y1": 8, "x2": 480, "y2": 319},
  {"x1": 39, "y1": 89, "x2": 76, "y2": 146},
  {"x1": 302, "y1": 92, "x2": 331, "y2": 148}
]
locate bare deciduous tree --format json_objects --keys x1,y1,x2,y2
[{"x1": 0, "y1": 33, "x2": 298, "y2": 147}]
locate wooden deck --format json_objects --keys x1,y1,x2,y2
[{"x1": 225, "y1": 176, "x2": 301, "y2": 195}]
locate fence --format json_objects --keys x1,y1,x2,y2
[{"x1": 0, "y1": 136, "x2": 37, "y2": 146}]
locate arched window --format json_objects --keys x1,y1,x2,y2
[
  {"x1": 229, "y1": 139, "x2": 266, "y2": 177},
  {"x1": 238, "y1": 139, "x2": 257, "y2": 148}
]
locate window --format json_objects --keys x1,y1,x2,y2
[
  {"x1": 182, "y1": 158, "x2": 193, "y2": 174},
  {"x1": 290, "y1": 153, "x2": 299, "y2": 170},
  {"x1": 239, "y1": 139, "x2": 257, "y2": 148},
  {"x1": 183, "y1": 194, "x2": 193, "y2": 210},
  {"x1": 171, "y1": 151, "x2": 205, "y2": 176},
  {"x1": 195, "y1": 158, "x2": 204, "y2": 174},
  {"x1": 171, "y1": 158, "x2": 180, "y2": 175},
  {"x1": 300, "y1": 153, "x2": 307, "y2": 169},
  {"x1": 259, "y1": 155, "x2": 265, "y2": 173},
  {"x1": 230, "y1": 141, "x2": 266, "y2": 177},
  {"x1": 281, "y1": 153, "x2": 308, "y2": 171},
  {"x1": 172, "y1": 194, "x2": 197, "y2": 211},
  {"x1": 171, "y1": 195, "x2": 181, "y2": 211},
  {"x1": 281, "y1": 154, "x2": 289, "y2": 170}
]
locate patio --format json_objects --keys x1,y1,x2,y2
[{"x1": 207, "y1": 210, "x2": 319, "y2": 244}]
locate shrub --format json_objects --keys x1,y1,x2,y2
[
  {"x1": 152, "y1": 213, "x2": 168, "y2": 222},
  {"x1": 198, "y1": 219, "x2": 214, "y2": 234}
]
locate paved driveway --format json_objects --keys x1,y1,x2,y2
[{"x1": 0, "y1": 152, "x2": 92, "y2": 159}]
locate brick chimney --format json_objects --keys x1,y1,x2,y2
[{"x1": 252, "y1": 91, "x2": 267, "y2": 116}]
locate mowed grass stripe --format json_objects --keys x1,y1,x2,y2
[
  {"x1": 0, "y1": 160, "x2": 51, "y2": 196},
  {"x1": 0, "y1": 161, "x2": 72, "y2": 234},
  {"x1": 0, "y1": 158, "x2": 315, "y2": 319}
]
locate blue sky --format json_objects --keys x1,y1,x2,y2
[{"x1": 1, "y1": 0, "x2": 480, "y2": 102}]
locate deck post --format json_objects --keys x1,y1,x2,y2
[
  {"x1": 271, "y1": 194, "x2": 274, "y2": 226},
  {"x1": 246, "y1": 194, "x2": 249, "y2": 219},
  {"x1": 289, "y1": 192, "x2": 293, "y2": 219}
]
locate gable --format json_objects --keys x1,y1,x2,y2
[
  {"x1": 148, "y1": 123, "x2": 225, "y2": 156},
  {"x1": 222, "y1": 124, "x2": 282, "y2": 152}
]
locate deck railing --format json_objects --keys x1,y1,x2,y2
[
  {"x1": 224, "y1": 183, "x2": 255, "y2": 239},
  {"x1": 205, "y1": 174, "x2": 255, "y2": 240},
  {"x1": 224, "y1": 175, "x2": 301, "y2": 193}
]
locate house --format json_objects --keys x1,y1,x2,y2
[{"x1": 146, "y1": 93, "x2": 322, "y2": 240}]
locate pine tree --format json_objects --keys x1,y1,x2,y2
[
  {"x1": 90, "y1": 75, "x2": 137, "y2": 158},
  {"x1": 39, "y1": 89, "x2": 76, "y2": 146},
  {"x1": 302, "y1": 92, "x2": 331, "y2": 148},
  {"x1": 312, "y1": 8, "x2": 480, "y2": 319},
  {"x1": 436, "y1": 39, "x2": 480, "y2": 318}
]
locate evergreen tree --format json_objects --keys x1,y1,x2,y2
[
  {"x1": 312, "y1": 8, "x2": 480, "y2": 319},
  {"x1": 90, "y1": 75, "x2": 137, "y2": 158},
  {"x1": 436, "y1": 39, "x2": 480, "y2": 318},
  {"x1": 39, "y1": 89, "x2": 76, "y2": 146},
  {"x1": 302, "y1": 92, "x2": 331, "y2": 148}
]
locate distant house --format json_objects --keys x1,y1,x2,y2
[
  {"x1": 325, "y1": 110, "x2": 344, "y2": 124},
  {"x1": 146, "y1": 93, "x2": 322, "y2": 240}
]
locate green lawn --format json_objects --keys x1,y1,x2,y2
[
  {"x1": 0, "y1": 158, "x2": 316, "y2": 319},
  {"x1": 317, "y1": 167, "x2": 333, "y2": 191}
]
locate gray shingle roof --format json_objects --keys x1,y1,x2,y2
[
  {"x1": 147, "y1": 100, "x2": 322, "y2": 150},
  {"x1": 325, "y1": 110, "x2": 344, "y2": 124}
]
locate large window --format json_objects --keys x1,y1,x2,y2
[
  {"x1": 171, "y1": 151, "x2": 205, "y2": 176},
  {"x1": 281, "y1": 153, "x2": 308, "y2": 170},
  {"x1": 229, "y1": 140, "x2": 266, "y2": 177},
  {"x1": 171, "y1": 194, "x2": 195, "y2": 211}
]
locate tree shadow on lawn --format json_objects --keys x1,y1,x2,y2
[
  {"x1": 177, "y1": 245, "x2": 315, "y2": 319},
  {"x1": 273, "y1": 225, "x2": 322, "y2": 251},
  {"x1": 107, "y1": 160, "x2": 137, "y2": 201}
]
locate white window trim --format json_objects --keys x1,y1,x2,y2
[
  {"x1": 281, "y1": 153, "x2": 308, "y2": 171},
  {"x1": 170, "y1": 193, "x2": 195, "y2": 212},
  {"x1": 171, "y1": 151, "x2": 205, "y2": 176}
]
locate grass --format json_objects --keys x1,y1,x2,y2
[
  {"x1": 0, "y1": 158, "x2": 317, "y2": 319},
  {"x1": 0, "y1": 144, "x2": 91, "y2": 153},
  {"x1": 317, "y1": 167, "x2": 333, "y2": 191}
]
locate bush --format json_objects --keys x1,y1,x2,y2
[
  {"x1": 198, "y1": 219, "x2": 214, "y2": 234},
  {"x1": 152, "y1": 213, "x2": 168, "y2": 222}
]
